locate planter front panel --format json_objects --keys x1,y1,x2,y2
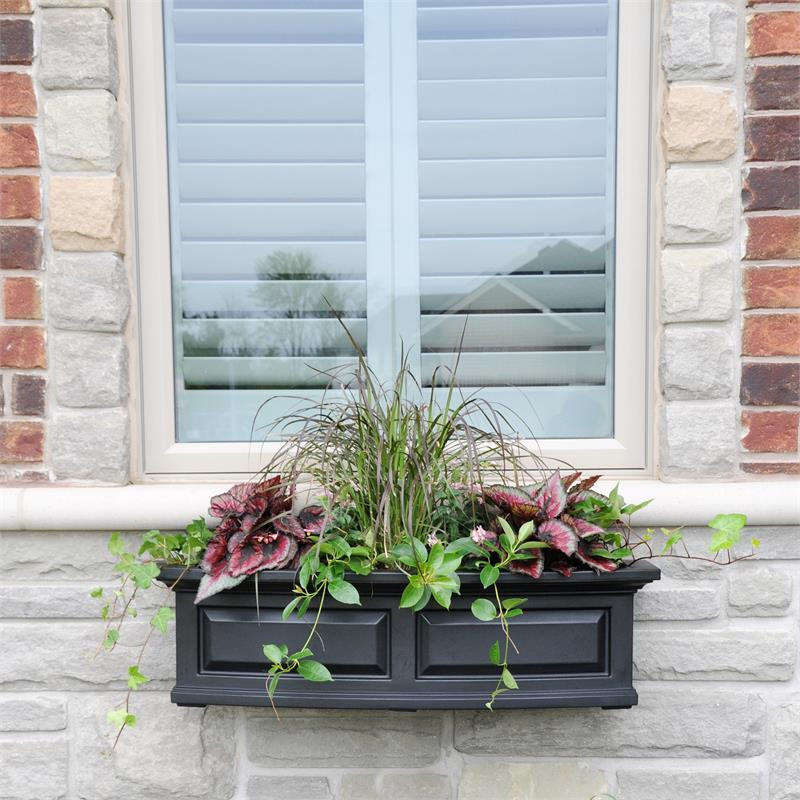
[{"x1": 163, "y1": 565, "x2": 659, "y2": 711}]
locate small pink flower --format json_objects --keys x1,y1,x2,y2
[
  {"x1": 426, "y1": 533, "x2": 440, "y2": 547},
  {"x1": 470, "y1": 526, "x2": 496, "y2": 544}
]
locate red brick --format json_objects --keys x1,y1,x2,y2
[
  {"x1": 745, "y1": 115, "x2": 800, "y2": 162},
  {"x1": 0, "y1": 421, "x2": 43, "y2": 462},
  {"x1": 0, "y1": 124, "x2": 38, "y2": 168},
  {"x1": 0, "y1": 20, "x2": 32, "y2": 66},
  {"x1": 745, "y1": 216, "x2": 800, "y2": 261},
  {"x1": 744, "y1": 267, "x2": 800, "y2": 309},
  {"x1": 743, "y1": 166, "x2": 800, "y2": 212},
  {"x1": 0, "y1": 73, "x2": 36, "y2": 117},
  {"x1": 748, "y1": 12, "x2": 800, "y2": 57},
  {"x1": 0, "y1": 325, "x2": 45, "y2": 368},
  {"x1": 0, "y1": 175, "x2": 39, "y2": 219},
  {"x1": 3, "y1": 277, "x2": 41, "y2": 319},
  {"x1": 0, "y1": 226, "x2": 41, "y2": 270},
  {"x1": 742, "y1": 411, "x2": 799, "y2": 453},
  {"x1": 743, "y1": 314, "x2": 800, "y2": 356},
  {"x1": 741, "y1": 362, "x2": 800, "y2": 406},
  {"x1": 0, "y1": 0, "x2": 31, "y2": 11},
  {"x1": 742, "y1": 462, "x2": 800, "y2": 475},
  {"x1": 11, "y1": 374, "x2": 45, "y2": 417}
]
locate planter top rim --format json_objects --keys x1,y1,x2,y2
[{"x1": 159, "y1": 562, "x2": 660, "y2": 593}]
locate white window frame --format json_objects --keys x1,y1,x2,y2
[{"x1": 127, "y1": 0, "x2": 655, "y2": 478}]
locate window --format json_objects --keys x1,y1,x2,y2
[{"x1": 130, "y1": 0, "x2": 653, "y2": 475}]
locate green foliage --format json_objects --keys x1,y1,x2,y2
[{"x1": 708, "y1": 513, "x2": 747, "y2": 553}]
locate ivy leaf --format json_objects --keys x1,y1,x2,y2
[
  {"x1": 470, "y1": 598, "x2": 496, "y2": 622},
  {"x1": 501, "y1": 597, "x2": 526, "y2": 611},
  {"x1": 107, "y1": 708, "x2": 136, "y2": 730},
  {"x1": 399, "y1": 582, "x2": 425, "y2": 609},
  {"x1": 150, "y1": 607, "x2": 175, "y2": 635},
  {"x1": 501, "y1": 668, "x2": 518, "y2": 690},
  {"x1": 103, "y1": 629, "x2": 119, "y2": 651},
  {"x1": 297, "y1": 659, "x2": 333, "y2": 682},
  {"x1": 90, "y1": 586, "x2": 104, "y2": 599},
  {"x1": 328, "y1": 579, "x2": 360, "y2": 606},
  {"x1": 129, "y1": 561, "x2": 161, "y2": 590},
  {"x1": 127, "y1": 665, "x2": 150, "y2": 690},
  {"x1": 505, "y1": 608, "x2": 523, "y2": 619},
  {"x1": 480, "y1": 564, "x2": 499, "y2": 589},
  {"x1": 288, "y1": 648, "x2": 313, "y2": 661},
  {"x1": 751, "y1": 537, "x2": 761, "y2": 549},
  {"x1": 488, "y1": 641, "x2": 500, "y2": 666},
  {"x1": 708, "y1": 513, "x2": 747, "y2": 553},
  {"x1": 661, "y1": 527, "x2": 684, "y2": 554},
  {"x1": 262, "y1": 644, "x2": 285, "y2": 665},
  {"x1": 108, "y1": 532, "x2": 125, "y2": 557}
]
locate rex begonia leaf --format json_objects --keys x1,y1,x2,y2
[
  {"x1": 484, "y1": 485, "x2": 538, "y2": 518},
  {"x1": 534, "y1": 471, "x2": 567, "y2": 520},
  {"x1": 508, "y1": 551, "x2": 544, "y2": 579},
  {"x1": 574, "y1": 539, "x2": 618, "y2": 573},
  {"x1": 562, "y1": 513, "x2": 606, "y2": 539},
  {"x1": 536, "y1": 519, "x2": 578, "y2": 556}
]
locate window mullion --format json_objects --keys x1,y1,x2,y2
[
  {"x1": 363, "y1": 1, "x2": 396, "y2": 386},
  {"x1": 388, "y1": 0, "x2": 422, "y2": 379}
]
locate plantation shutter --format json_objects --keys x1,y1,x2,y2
[
  {"x1": 164, "y1": 0, "x2": 367, "y2": 442},
  {"x1": 416, "y1": 0, "x2": 617, "y2": 438},
  {"x1": 163, "y1": 0, "x2": 618, "y2": 443}
]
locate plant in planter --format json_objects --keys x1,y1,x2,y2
[{"x1": 95, "y1": 353, "x2": 756, "y2": 744}]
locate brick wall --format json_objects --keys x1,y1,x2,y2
[
  {"x1": 740, "y1": 2, "x2": 800, "y2": 476},
  {"x1": 0, "y1": 525, "x2": 797, "y2": 800},
  {"x1": 0, "y1": 2, "x2": 46, "y2": 477},
  {"x1": 0, "y1": 0, "x2": 130, "y2": 484}
]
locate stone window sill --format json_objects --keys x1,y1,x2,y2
[{"x1": 0, "y1": 480, "x2": 797, "y2": 531}]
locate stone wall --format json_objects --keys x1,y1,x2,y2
[
  {"x1": 0, "y1": 0, "x2": 129, "y2": 484},
  {"x1": 659, "y1": 0, "x2": 800, "y2": 478},
  {"x1": 0, "y1": 526, "x2": 797, "y2": 799}
]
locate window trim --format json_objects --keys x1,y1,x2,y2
[{"x1": 128, "y1": 0, "x2": 655, "y2": 478}]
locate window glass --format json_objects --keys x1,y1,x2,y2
[{"x1": 162, "y1": 0, "x2": 617, "y2": 442}]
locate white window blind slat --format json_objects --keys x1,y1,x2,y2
[
  {"x1": 419, "y1": 158, "x2": 605, "y2": 199},
  {"x1": 176, "y1": 84, "x2": 365, "y2": 123},
  {"x1": 419, "y1": 77, "x2": 607, "y2": 120}
]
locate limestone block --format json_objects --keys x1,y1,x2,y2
[
  {"x1": 458, "y1": 762, "x2": 608, "y2": 800},
  {"x1": 663, "y1": 86, "x2": 737, "y2": 161},
  {"x1": 664, "y1": 168, "x2": 733, "y2": 243},
  {"x1": 454, "y1": 688, "x2": 765, "y2": 757},
  {"x1": 634, "y1": 579, "x2": 721, "y2": 620},
  {"x1": 661, "y1": 247, "x2": 733, "y2": 322},
  {"x1": 71, "y1": 694, "x2": 236, "y2": 800},
  {"x1": 51, "y1": 252, "x2": 129, "y2": 332},
  {"x1": 0, "y1": 620, "x2": 174, "y2": 689},
  {"x1": 44, "y1": 91, "x2": 121, "y2": 170},
  {"x1": 616, "y1": 770, "x2": 762, "y2": 800},
  {"x1": 246, "y1": 709, "x2": 441, "y2": 768},
  {"x1": 660, "y1": 401, "x2": 737, "y2": 478},
  {"x1": 53, "y1": 332, "x2": 127, "y2": 407},
  {"x1": 728, "y1": 567, "x2": 792, "y2": 616},
  {"x1": 0, "y1": 697, "x2": 66, "y2": 731},
  {"x1": 0, "y1": 739, "x2": 68, "y2": 800},
  {"x1": 771, "y1": 703, "x2": 800, "y2": 800},
  {"x1": 633, "y1": 629, "x2": 795, "y2": 681},
  {"x1": 662, "y1": 2, "x2": 737, "y2": 80},
  {"x1": 48, "y1": 175, "x2": 124, "y2": 252},
  {"x1": 660, "y1": 325, "x2": 734, "y2": 400},
  {"x1": 40, "y1": 8, "x2": 118, "y2": 92},
  {"x1": 51, "y1": 408, "x2": 129, "y2": 483}
]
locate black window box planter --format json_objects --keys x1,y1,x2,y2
[{"x1": 161, "y1": 563, "x2": 660, "y2": 711}]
